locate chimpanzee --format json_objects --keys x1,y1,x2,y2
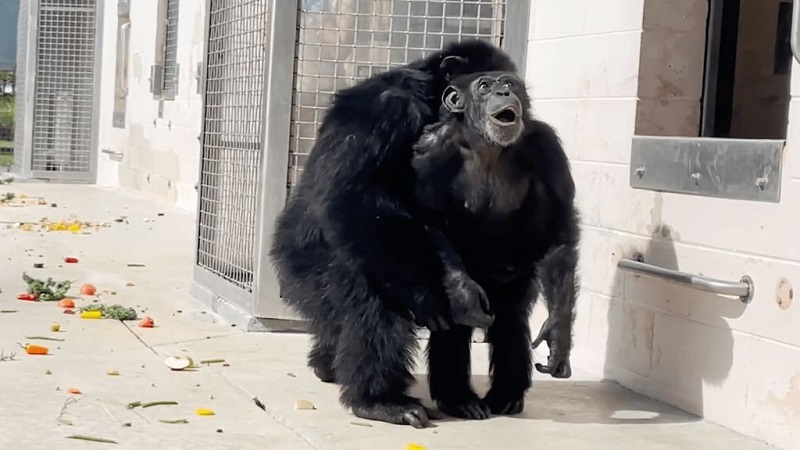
[
  {"x1": 411, "y1": 70, "x2": 580, "y2": 419},
  {"x1": 269, "y1": 41, "x2": 518, "y2": 428}
]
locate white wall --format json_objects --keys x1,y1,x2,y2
[
  {"x1": 525, "y1": 1, "x2": 800, "y2": 449},
  {"x1": 95, "y1": 0, "x2": 204, "y2": 211}
]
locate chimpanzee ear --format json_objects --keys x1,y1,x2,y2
[
  {"x1": 442, "y1": 86, "x2": 465, "y2": 113},
  {"x1": 440, "y1": 55, "x2": 468, "y2": 81}
]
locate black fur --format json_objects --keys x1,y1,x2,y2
[
  {"x1": 269, "y1": 40, "x2": 516, "y2": 428},
  {"x1": 411, "y1": 71, "x2": 581, "y2": 419}
]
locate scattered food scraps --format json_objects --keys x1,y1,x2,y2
[
  {"x1": 405, "y1": 444, "x2": 427, "y2": 450},
  {"x1": 164, "y1": 356, "x2": 193, "y2": 371},
  {"x1": 294, "y1": 400, "x2": 316, "y2": 410},
  {"x1": 63, "y1": 309, "x2": 75, "y2": 315},
  {"x1": 158, "y1": 419, "x2": 188, "y2": 424},
  {"x1": 79, "y1": 283, "x2": 97, "y2": 296},
  {"x1": 17, "y1": 293, "x2": 38, "y2": 301},
  {"x1": 139, "y1": 316, "x2": 154, "y2": 328},
  {"x1": 0, "y1": 193, "x2": 49, "y2": 207},
  {"x1": 67, "y1": 388, "x2": 82, "y2": 395},
  {"x1": 45, "y1": 369, "x2": 52, "y2": 375},
  {"x1": 79, "y1": 310, "x2": 102, "y2": 319},
  {"x1": 142, "y1": 401, "x2": 178, "y2": 408},
  {"x1": 199, "y1": 358, "x2": 225, "y2": 365},
  {"x1": 25, "y1": 336, "x2": 64, "y2": 342},
  {"x1": 126, "y1": 401, "x2": 142, "y2": 410},
  {"x1": 50, "y1": 323, "x2": 60, "y2": 332},
  {"x1": 22, "y1": 343, "x2": 49, "y2": 355},
  {"x1": 63, "y1": 257, "x2": 79, "y2": 264},
  {"x1": 57, "y1": 298, "x2": 75, "y2": 309},
  {"x1": 0, "y1": 310, "x2": 19, "y2": 313},
  {"x1": 127, "y1": 263, "x2": 146, "y2": 268},
  {"x1": 66, "y1": 435, "x2": 118, "y2": 445},
  {"x1": 125, "y1": 282, "x2": 135, "y2": 287},
  {"x1": 22, "y1": 273, "x2": 72, "y2": 301},
  {"x1": 79, "y1": 304, "x2": 137, "y2": 320},
  {"x1": 106, "y1": 369, "x2": 120, "y2": 376},
  {"x1": 33, "y1": 263, "x2": 44, "y2": 269},
  {"x1": 195, "y1": 408, "x2": 215, "y2": 416}
]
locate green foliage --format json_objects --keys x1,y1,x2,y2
[
  {"x1": 22, "y1": 273, "x2": 73, "y2": 301},
  {"x1": 0, "y1": 96, "x2": 13, "y2": 129},
  {"x1": 80, "y1": 303, "x2": 139, "y2": 321},
  {"x1": 0, "y1": 70, "x2": 15, "y2": 130}
]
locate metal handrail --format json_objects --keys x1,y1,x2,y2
[{"x1": 617, "y1": 259, "x2": 754, "y2": 304}]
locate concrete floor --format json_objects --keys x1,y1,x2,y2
[{"x1": 0, "y1": 183, "x2": 775, "y2": 450}]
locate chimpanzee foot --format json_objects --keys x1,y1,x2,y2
[
  {"x1": 436, "y1": 392, "x2": 491, "y2": 420},
  {"x1": 351, "y1": 399, "x2": 435, "y2": 429},
  {"x1": 312, "y1": 365, "x2": 335, "y2": 383},
  {"x1": 483, "y1": 389, "x2": 525, "y2": 415}
]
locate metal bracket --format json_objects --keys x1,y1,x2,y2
[
  {"x1": 630, "y1": 135, "x2": 784, "y2": 203},
  {"x1": 618, "y1": 258, "x2": 754, "y2": 304},
  {"x1": 149, "y1": 64, "x2": 164, "y2": 96},
  {"x1": 101, "y1": 148, "x2": 124, "y2": 162},
  {"x1": 117, "y1": 0, "x2": 130, "y2": 16}
]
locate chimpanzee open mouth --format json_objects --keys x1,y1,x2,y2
[{"x1": 490, "y1": 106, "x2": 519, "y2": 125}]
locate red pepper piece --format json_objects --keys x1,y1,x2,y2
[
  {"x1": 64, "y1": 257, "x2": 79, "y2": 263},
  {"x1": 18, "y1": 293, "x2": 38, "y2": 301}
]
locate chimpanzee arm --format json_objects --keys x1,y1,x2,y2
[{"x1": 524, "y1": 120, "x2": 581, "y2": 379}]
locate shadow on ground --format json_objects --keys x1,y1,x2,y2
[{"x1": 408, "y1": 373, "x2": 700, "y2": 426}]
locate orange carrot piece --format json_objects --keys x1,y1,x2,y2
[
  {"x1": 25, "y1": 344, "x2": 49, "y2": 355},
  {"x1": 67, "y1": 388, "x2": 82, "y2": 394}
]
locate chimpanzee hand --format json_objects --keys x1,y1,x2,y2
[
  {"x1": 413, "y1": 301, "x2": 453, "y2": 332},
  {"x1": 531, "y1": 315, "x2": 572, "y2": 378},
  {"x1": 443, "y1": 269, "x2": 494, "y2": 329}
]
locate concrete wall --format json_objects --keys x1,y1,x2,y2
[
  {"x1": 525, "y1": 1, "x2": 800, "y2": 449},
  {"x1": 95, "y1": 0, "x2": 204, "y2": 211}
]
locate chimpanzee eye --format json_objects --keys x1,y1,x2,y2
[
  {"x1": 503, "y1": 80, "x2": 512, "y2": 88},
  {"x1": 478, "y1": 81, "x2": 491, "y2": 93}
]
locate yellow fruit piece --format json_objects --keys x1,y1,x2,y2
[
  {"x1": 195, "y1": 408, "x2": 215, "y2": 416},
  {"x1": 68, "y1": 223, "x2": 81, "y2": 232},
  {"x1": 106, "y1": 369, "x2": 120, "y2": 376},
  {"x1": 50, "y1": 323, "x2": 60, "y2": 332},
  {"x1": 80, "y1": 310, "x2": 102, "y2": 319},
  {"x1": 406, "y1": 444, "x2": 427, "y2": 450}
]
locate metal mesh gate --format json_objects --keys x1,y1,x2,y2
[
  {"x1": 287, "y1": 0, "x2": 506, "y2": 187},
  {"x1": 162, "y1": 0, "x2": 180, "y2": 99},
  {"x1": 194, "y1": 0, "x2": 517, "y2": 321},
  {"x1": 30, "y1": 0, "x2": 98, "y2": 177},
  {"x1": 196, "y1": 0, "x2": 269, "y2": 292}
]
